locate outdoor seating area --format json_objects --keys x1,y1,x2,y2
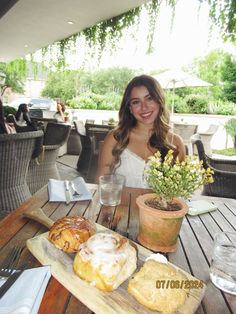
[{"x1": 0, "y1": 1, "x2": 235, "y2": 313}]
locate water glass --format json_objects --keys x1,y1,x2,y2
[
  {"x1": 210, "y1": 232, "x2": 236, "y2": 295},
  {"x1": 99, "y1": 174, "x2": 125, "y2": 206}
]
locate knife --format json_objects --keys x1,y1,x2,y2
[
  {"x1": 64, "y1": 180, "x2": 72, "y2": 204},
  {"x1": 0, "y1": 267, "x2": 26, "y2": 299}
]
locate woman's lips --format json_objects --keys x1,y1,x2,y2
[{"x1": 140, "y1": 111, "x2": 153, "y2": 119}]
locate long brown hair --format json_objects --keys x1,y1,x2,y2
[{"x1": 111, "y1": 75, "x2": 175, "y2": 171}]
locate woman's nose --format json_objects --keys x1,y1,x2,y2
[{"x1": 140, "y1": 100, "x2": 148, "y2": 110}]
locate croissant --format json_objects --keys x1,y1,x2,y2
[
  {"x1": 73, "y1": 231, "x2": 137, "y2": 291},
  {"x1": 128, "y1": 260, "x2": 188, "y2": 314},
  {"x1": 48, "y1": 216, "x2": 96, "y2": 253}
]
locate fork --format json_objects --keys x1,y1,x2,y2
[
  {"x1": 0, "y1": 246, "x2": 23, "y2": 279},
  {"x1": 70, "y1": 182, "x2": 81, "y2": 197}
]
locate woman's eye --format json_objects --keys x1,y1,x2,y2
[
  {"x1": 130, "y1": 100, "x2": 140, "y2": 106},
  {"x1": 146, "y1": 96, "x2": 153, "y2": 101}
]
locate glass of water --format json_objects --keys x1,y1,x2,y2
[
  {"x1": 99, "y1": 174, "x2": 125, "y2": 206},
  {"x1": 210, "y1": 231, "x2": 236, "y2": 295}
]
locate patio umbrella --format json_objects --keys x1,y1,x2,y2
[{"x1": 154, "y1": 69, "x2": 212, "y2": 115}]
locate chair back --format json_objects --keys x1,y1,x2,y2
[
  {"x1": 43, "y1": 123, "x2": 71, "y2": 146},
  {"x1": 0, "y1": 130, "x2": 44, "y2": 215},
  {"x1": 192, "y1": 138, "x2": 236, "y2": 198}
]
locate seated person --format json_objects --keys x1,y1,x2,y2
[
  {"x1": 54, "y1": 102, "x2": 66, "y2": 122},
  {"x1": 15, "y1": 103, "x2": 33, "y2": 126},
  {"x1": 0, "y1": 99, "x2": 16, "y2": 134},
  {"x1": 96, "y1": 75, "x2": 185, "y2": 188}
]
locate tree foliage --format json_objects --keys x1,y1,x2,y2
[
  {"x1": 0, "y1": 60, "x2": 26, "y2": 96},
  {"x1": 221, "y1": 54, "x2": 236, "y2": 103},
  {"x1": 41, "y1": 67, "x2": 137, "y2": 102}
]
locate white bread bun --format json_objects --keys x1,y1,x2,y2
[
  {"x1": 48, "y1": 216, "x2": 96, "y2": 253},
  {"x1": 128, "y1": 260, "x2": 188, "y2": 314},
  {"x1": 73, "y1": 232, "x2": 137, "y2": 291}
]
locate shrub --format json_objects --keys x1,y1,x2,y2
[
  {"x1": 224, "y1": 118, "x2": 236, "y2": 144},
  {"x1": 213, "y1": 101, "x2": 236, "y2": 115},
  {"x1": 185, "y1": 94, "x2": 210, "y2": 114},
  {"x1": 3, "y1": 106, "x2": 17, "y2": 116}
]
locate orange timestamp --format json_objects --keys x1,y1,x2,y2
[{"x1": 156, "y1": 279, "x2": 204, "y2": 289}]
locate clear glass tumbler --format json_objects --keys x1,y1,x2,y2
[
  {"x1": 99, "y1": 174, "x2": 125, "y2": 206},
  {"x1": 210, "y1": 231, "x2": 236, "y2": 295}
]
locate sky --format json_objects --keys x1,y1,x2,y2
[{"x1": 77, "y1": 0, "x2": 235, "y2": 72}]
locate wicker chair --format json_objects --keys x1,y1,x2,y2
[
  {"x1": 192, "y1": 139, "x2": 236, "y2": 199},
  {"x1": 0, "y1": 130, "x2": 44, "y2": 217},
  {"x1": 173, "y1": 123, "x2": 198, "y2": 156},
  {"x1": 27, "y1": 123, "x2": 71, "y2": 194}
]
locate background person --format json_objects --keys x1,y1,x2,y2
[
  {"x1": 54, "y1": 101, "x2": 66, "y2": 122},
  {"x1": 96, "y1": 74, "x2": 185, "y2": 188},
  {"x1": 15, "y1": 103, "x2": 33, "y2": 127},
  {"x1": 0, "y1": 99, "x2": 16, "y2": 134}
]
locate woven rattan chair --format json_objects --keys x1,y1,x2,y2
[
  {"x1": 192, "y1": 139, "x2": 236, "y2": 199},
  {"x1": 27, "y1": 123, "x2": 71, "y2": 194},
  {"x1": 0, "y1": 130, "x2": 44, "y2": 217}
]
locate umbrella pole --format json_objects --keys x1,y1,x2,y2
[{"x1": 171, "y1": 85, "x2": 175, "y2": 116}]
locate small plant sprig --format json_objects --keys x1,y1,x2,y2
[{"x1": 145, "y1": 150, "x2": 214, "y2": 208}]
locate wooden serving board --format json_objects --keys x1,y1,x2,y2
[{"x1": 26, "y1": 223, "x2": 205, "y2": 314}]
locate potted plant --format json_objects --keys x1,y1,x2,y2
[
  {"x1": 136, "y1": 150, "x2": 214, "y2": 252},
  {"x1": 108, "y1": 117, "x2": 116, "y2": 126},
  {"x1": 64, "y1": 111, "x2": 70, "y2": 122}
]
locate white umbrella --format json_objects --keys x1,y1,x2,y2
[{"x1": 154, "y1": 69, "x2": 212, "y2": 115}]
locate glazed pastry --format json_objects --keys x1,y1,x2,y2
[
  {"x1": 128, "y1": 259, "x2": 188, "y2": 314},
  {"x1": 73, "y1": 232, "x2": 137, "y2": 291},
  {"x1": 48, "y1": 216, "x2": 96, "y2": 253}
]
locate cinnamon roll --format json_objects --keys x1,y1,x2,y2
[
  {"x1": 48, "y1": 216, "x2": 96, "y2": 253},
  {"x1": 73, "y1": 232, "x2": 137, "y2": 291}
]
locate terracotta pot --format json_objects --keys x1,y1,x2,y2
[
  {"x1": 64, "y1": 116, "x2": 69, "y2": 122},
  {"x1": 136, "y1": 193, "x2": 188, "y2": 253}
]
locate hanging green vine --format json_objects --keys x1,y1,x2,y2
[{"x1": 3, "y1": 0, "x2": 236, "y2": 73}]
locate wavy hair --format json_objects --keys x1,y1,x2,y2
[{"x1": 111, "y1": 74, "x2": 175, "y2": 172}]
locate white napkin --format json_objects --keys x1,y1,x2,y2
[
  {"x1": 187, "y1": 200, "x2": 217, "y2": 216},
  {"x1": 0, "y1": 266, "x2": 51, "y2": 314},
  {"x1": 48, "y1": 177, "x2": 92, "y2": 202}
]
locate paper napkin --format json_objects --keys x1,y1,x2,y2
[
  {"x1": 0, "y1": 265, "x2": 51, "y2": 314},
  {"x1": 187, "y1": 200, "x2": 217, "y2": 216},
  {"x1": 48, "y1": 176, "x2": 92, "y2": 202}
]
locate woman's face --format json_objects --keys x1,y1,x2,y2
[{"x1": 129, "y1": 85, "x2": 160, "y2": 125}]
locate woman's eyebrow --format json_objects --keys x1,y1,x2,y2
[{"x1": 130, "y1": 93, "x2": 150, "y2": 101}]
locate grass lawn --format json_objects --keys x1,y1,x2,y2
[{"x1": 212, "y1": 147, "x2": 236, "y2": 156}]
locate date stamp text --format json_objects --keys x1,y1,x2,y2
[{"x1": 156, "y1": 280, "x2": 204, "y2": 289}]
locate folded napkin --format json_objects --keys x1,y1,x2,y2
[
  {"x1": 0, "y1": 265, "x2": 51, "y2": 314},
  {"x1": 48, "y1": 176, "x2": 92, "y2": 202},
  {"x1": 187, "y1": 200, "x2": 217, "y2": 216}
]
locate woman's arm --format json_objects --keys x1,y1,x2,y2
[
  {"x1": 96, "y1": 130, "x2": 117, "y2": 182},
  {"x1": 172, "y1": 133, "x2": 186, "y2": 161}
]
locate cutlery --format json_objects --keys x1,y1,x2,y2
[
  {"x1": 70, "y1": 182, "x2": 81, "y2": 197},
  {"x1": 0, "y1": 246, "x2": 23, "y2": 279},
  {"x1": 64, "y1": 180, "x2": 73, "y2": 204},
  {"x1": 0, "y1": 265, "x2": 27, "y2": 299}
]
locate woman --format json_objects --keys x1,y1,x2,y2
[
  {"x1": 96, "y1": 75, "x2": 185, "y2": 188},
  {"x1": 54, "y1": 102, "x2": 66, "y2": 122},
  {"x1": 0, "y1": 99, "x2": 16, "y2": 134},
  {"x1": 15, "y1": 103, "x2": 33, "y2": 127}
]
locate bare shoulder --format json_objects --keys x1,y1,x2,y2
[
  {"x1": 172, "y1": 133, "x2": 184, "y2": 146},
  {"x1": 103, "y1": 130, "x2": 117, "y2": 148}
]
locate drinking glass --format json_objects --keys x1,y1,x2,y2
[
  {"x1": 99, "y1": 174, "x2": 125, "y2": 206},
  {"x1": 210, "y1": 231, "x2": 236, "y2": 295}
]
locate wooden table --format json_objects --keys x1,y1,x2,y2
[{"x1": 0, "y1": 185, "x2": 235, "y2": 314}]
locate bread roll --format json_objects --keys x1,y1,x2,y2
[
  {"x1": 73, "y1": 232, "x2": 137, "y2": 291},
  {"x1": 48, "y1": 216, "x2": 96, "y2": 253},
  {"x1": 128, "y1": 260, "x2": 188, "y2": 314}
]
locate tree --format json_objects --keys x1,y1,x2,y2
[
  {"x1": 221, "y1": 54, "x2": 236, "y2": 103},
  {"x1": 185, "y1": 49, "x2": 230, "y2": 100},
  {"x1": 41, "y1": 70, "x2": 78, "y2": 101},
  {"x1": 0, "y1": 61, "x2": 26, "y2": 96}
]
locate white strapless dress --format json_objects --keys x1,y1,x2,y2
[{"x1": 115, "y1": 148, "x2": 149, "y2": 188}]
